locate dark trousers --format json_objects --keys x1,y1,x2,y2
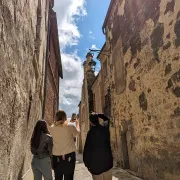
[
  {"x1": 53, "y1": 152, "x2": 76, "y2": 180},
  {"x1": 55, "y1": 172, "x2": 74, "y2": 180}
]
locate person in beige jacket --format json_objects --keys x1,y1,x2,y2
[{"x1": 49, "y1": 110, "x2": 80, "y2": 180}]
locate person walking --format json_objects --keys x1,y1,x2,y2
[
  {"x1": 31, "y1": 120, "x2": 53, "y2": 180},
  {"x1": 70, "y1": 113, "x2": 77, "y2": 146},
  {"x1": 49, "y1": 110, "x2": 80, "y2": 180},
  {"x1": 83, "y1": 113, "x2": 113, "y2": 180}
]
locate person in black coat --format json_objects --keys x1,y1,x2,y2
[{"x1": 83, "y1": 113, "x2": 113, "y2": 180}]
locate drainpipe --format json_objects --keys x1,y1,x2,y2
[
  {"x1": 102, "y1": 27, "x2": 106, "y2": 35},
  {"x1": 42, "y1": 11, "x2": 51, "y2": 119}
]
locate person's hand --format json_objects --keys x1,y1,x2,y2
[
  {"x1": 70, "y1": 117, "x2": 75, "y2": 122},
  {"x1": 91, "y1": 111, "x2": 96, "y2": 115}
]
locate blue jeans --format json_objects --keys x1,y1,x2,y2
[{"x1": 31, "y1": 156, "x2": 53, "y2": 180}]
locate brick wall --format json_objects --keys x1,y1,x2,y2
[
  {"x1": 44, "y1": 9, "x2": 61, "y2": 125},
  {"x1": 49, "y1": 37, "x2": 59, "y2": 89},
  {"x1": 44, "y1": 64, "x2": 58, "y2": 124}
]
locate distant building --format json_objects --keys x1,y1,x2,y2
[
  {"x1": 78, "y1": 52, "x2": 96, "y2": 152},
  {"x1": 44, "y1": 6, "x2": 63, "y2": 124}
]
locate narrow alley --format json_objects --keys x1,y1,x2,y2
[
  {"x1": 0, "y1": 0, "x2": 180, "y2": 179},
  {"x1": 74, "y1": 154, "x2": 142, "y2": 180},
  {"x1": 24, "y1": 154, "x2": 142, "y2": 180}
]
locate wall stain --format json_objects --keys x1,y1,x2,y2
[
  {"x1": 173, "y1": 56, "x2": 179, "y2": 61},
  {"x1": 164, "y1": 0, "x2": 175, "y2": 15},
  {"x1": 166, "y1": 70, "x2": 180, "y2": 97},
  {"x1": 172, "y1": 87, "x2": 180, "y2": 97},
  {"x1": 166, "y1": 33, "x2": 170, "y2": 39},
  {"x1": 174, "y1": 11, "x2": 180, "y2": 47},
  {"x1": 165, "y1": 64, "x2": 172, "y2": 76},
  {"x1": 163, "y1": 41, "x2": 171, "y2": 50},
  {"x1": 169, "y1": 20, "x2": 173, "y2": 26},
  {"x1": 129, "y1": 80, "x2": 136, "y2": 91},
  {"x1": 151, "y1": 23, "x2": 164, "y2": 63},
  {"x1": 109, "y1": 0, "x2": 161, "y2": 57},
  {"x1": 173, "y1": 107, "x2": 180, "y2": 117},
  {"x1": 139, "y1": 92, "x2": 148, "y2": 111}
]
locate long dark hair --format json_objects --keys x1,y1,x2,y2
[{"x1": 31, "y1": 120, "x2": 49, "y2": 149}]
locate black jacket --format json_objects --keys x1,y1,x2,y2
[{"x1": 83, "y1": 114, "x2": 113, "y2": 175}]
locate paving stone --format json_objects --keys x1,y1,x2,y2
[{"x1": 74, "y1": 154, "x2": 142, "y2": 180}]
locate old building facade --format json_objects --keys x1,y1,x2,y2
[
  {"x1": 0, "y1": 0, "x2": 62, "y2": 179},
  {"x1": 79, "y1": 0, "x2": 180, "y2": 180},
  {"x1": 78, "y1": 53, "x2": 96, "y2": 152},
  {"x1": 44, "y1": 7, "x2": 63, "y2": 125}
]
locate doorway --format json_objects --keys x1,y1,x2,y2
[{"x1": 121, "y1": 132, "x2": 130, "y2": 169}]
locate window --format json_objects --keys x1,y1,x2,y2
[{"x1": 103, "y1": 60, "x2": 108, "y2": 80}]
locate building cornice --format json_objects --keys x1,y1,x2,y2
[
  {"x1": 50, "y1": 0, "x2": 54, "y2": 7},
  {"x1": 50, "y1": 9, "x2": 63, "y2": 79},
  {"x1": 102, "y1": 0, "x2": 115, "y2": 33}
]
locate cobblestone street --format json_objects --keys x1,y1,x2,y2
[{"x1": 74, "y1": 154, "x2": 142, "y2": 180}]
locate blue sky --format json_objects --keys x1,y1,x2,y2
[
  {"x1": 66, "y1": 0, "x2": 110, "y2": 59},
  {"x1": 54, "y1": 0, "x2": 110, "y2": 117}
]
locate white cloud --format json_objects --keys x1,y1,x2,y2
[
  {"x1": 59, "y1": 52, "x2": 84, "y2": 117},
  {"x1": 88, "y1": 31, "x2": 95, "y2": 39},
  {"x1": 54, "y1": 0, "x2": 87, "y2": 50},
  {"x1": 54, "y1": 0, "x2": 86, "y2": 117},
  {"x1": 95, "y1": 71, "x2": 99, "y2": 76},
  {"x1": 91, "y1": 44, "x2": 98, "y2": 49},
  {"x1": 91, "y1": 36, "x2": 95, "y2": 39}
]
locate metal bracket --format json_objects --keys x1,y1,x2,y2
[{"x1": 89, "y1": 49, "x2": 110, "y2": 57}]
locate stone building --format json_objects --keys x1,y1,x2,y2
[
  {"x1": 79, "y1": 0, "x2": 180, "y2": 180},
  {"x1": 78, "y1": 52, "x2": 96, "y2": 152},
  {"x1": 0, "y1": 0, "x2": 62, "y2": 179},
  {"x1": 91, "y1": 72, "x2": 103, "y2": 114}
]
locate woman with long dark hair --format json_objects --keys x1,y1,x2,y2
[
  {"x1": 49, "y1": 110, "x2": 80, "y2": 180},
  {"x1": 31, "y1": 120, "x2": 53, "y2": 180}
]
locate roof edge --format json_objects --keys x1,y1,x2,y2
[
  {"x1": 102, "y1": 0, "x2": 114, "y2": 32},
  {"x1": 50, "y1": 10, "x2": 63, "y2": 79},
  {"x1": 50, "y1": 0, "x2": 54, "y2": 8}
]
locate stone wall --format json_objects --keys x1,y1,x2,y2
[
  {"x1": 78, "y1": 53, "x2": 96, "y2": 152},
  {"x1": 0, "y1": 0, "x2": 49, "y2": 179},
  {"x1": 91, "y1": 73, "x2": 103, "y2": 113},
  {"x1": 79, "y1": 81, "x2": 89, "y2": 152},
  {"x1": 102, "y1": 0, "x2": 180, "y2": 179}
]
